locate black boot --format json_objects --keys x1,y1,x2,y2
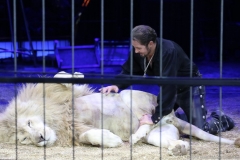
[{"x1": 204, "y1": 110, "x2": 235, "y2": 135}]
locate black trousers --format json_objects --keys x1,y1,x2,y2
[{"x1": 174, "y1": 85, "x2": 207, "y2": 130}]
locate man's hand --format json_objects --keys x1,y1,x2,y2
[
  {"x1": 140, "y1": 114, "x2": 154, "y2": 126},
  {"x1": 99, "y1": 85, "x2": 119, "y2": 94}
]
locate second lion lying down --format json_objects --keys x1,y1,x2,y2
[{"x1": 0, "y1": 72, "x2": 239, "y2": 156}]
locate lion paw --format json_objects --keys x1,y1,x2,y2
[
  {"x1": 80, "y1": 129, "x2": 123, "y2": 148},
  {"x1": 129, "y1": 124, "x2": 152, "y2": 146},
  {"x1": 168, "y1": 144, "x2": 188, "y2": 156}
]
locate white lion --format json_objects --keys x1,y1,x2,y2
[{"x1": 0, "y1": 71, "x2": 239, "y2": 156}]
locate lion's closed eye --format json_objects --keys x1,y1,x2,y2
[
  {"x1": 22, "y1": 137, "x2": 27, "y2": 142},
  {"x1": 20, "y1": 136, "x2": 32, "y2": 145},
  {"x1": 28, "y1": 120, "x2": 31, "y2": 128}
]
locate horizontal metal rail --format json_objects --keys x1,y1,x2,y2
[{"x1": 0, "y1": 77, "x2": 240, "y2": 86}]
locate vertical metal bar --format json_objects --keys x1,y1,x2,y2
[
  {"x1": 101, "y1": 0, "x2": 104, "y2": 76},
  {"x1": 189, "y1": 0, "x2": 194, "y2": 158},
  {"x1": 13, "y1": 0, "x2": 17, "y2": 72},
  {"x1": 14, "y1": 84, "x2": 18, "y2": 160},
  {"x1": 71, "y1": 0, "x2": 75, "y2": 74},
  {"x1": 101, "y1": 0, "x2": 104, "y2": 159},
  {"x1": 190, "y1": 1, "x2": 193, "y2": 77},
  {"x1": 130, "y1": 2, "x2": 133, "y2": 77},
  {"x1": 71, "y1": 0, "x2": 75, "y2": 159},
  {"x1": 159, "y1": 1, "x2": 163, "y2": 77},
  {"x1": 130, "y1": 0, "x2": 133, "y2": 159},
  {"x1": 13, "y1": 1, "x2": 18, "y2": 159},
  {"x1": 42, "y1": 0, "x2": 46, "y2": 159},
  {"x1": 219, "y1": 0, "x2": 224, "y2": 159},
  {"x1": 159, "y1": 0, "x2": 163, "y2": 159},
  {"x1": 220, "y1": 0, "x2": 224, "y2": 82},
  {"x1": 42, "y1": 0, "x2": 46, "y2": 73}
]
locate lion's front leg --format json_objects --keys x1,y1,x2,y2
[
  {"x1": 79, "y1": 129, "x2": 123, "y2": 147},
  {"x1": 129, "y1": 124, "x2": 154, "y2": 145}
]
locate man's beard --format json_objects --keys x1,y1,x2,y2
[
  {"x1": 138, "y1": 46, "x2": 151, "y2": 57},
  {"x1": 144, "y1": 47, "x2": 151, "y2": 57}
]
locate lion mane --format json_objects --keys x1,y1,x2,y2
[{"x1": 0, "y1": 83, "x2": 94, "y2": 146}]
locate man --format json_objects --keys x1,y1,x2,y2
[{"x1": 100, "y1": 25, "x2": 234, "y2": 134}]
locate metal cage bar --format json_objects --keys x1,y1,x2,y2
[{"x1": 1, "y1": 0, "x2": 240, "y2": 159}]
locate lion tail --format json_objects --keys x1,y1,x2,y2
[{"x1": 174, "y1": 117, "x2": 240, "y2": 146}]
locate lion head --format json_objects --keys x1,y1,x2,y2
[
  {"x1": 15, "y1": 116, "x2": 57, "y2": 147},
  {"x1": 0, "y1": 82, "x2": 94, "y2": 147}
]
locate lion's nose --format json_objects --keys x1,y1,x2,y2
[{"x1": 38, "y1": 134, "x2": 45, "y2": 142}]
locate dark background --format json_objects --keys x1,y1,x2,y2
[{"x1": 0, "y1": 0, "x2": 240, "y2": 61}]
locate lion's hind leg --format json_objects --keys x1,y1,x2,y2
[
  {"x1": 143, "y1": 124, "x2": 177, "y2": 147},
  {"x1": 79, "y1": 129, "x2": 123, "y2": 148}
]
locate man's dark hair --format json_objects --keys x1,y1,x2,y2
[{"x1": 131, "y1": 25, "x2": 157, "y2": 46}]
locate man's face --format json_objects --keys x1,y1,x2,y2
[{"x1": 132, "y1": 40, "x2": 150, "y2": 57}]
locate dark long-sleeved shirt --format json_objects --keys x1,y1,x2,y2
[{"x1": 116, "y1": 38, "x2": 199, "y2": 124}]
